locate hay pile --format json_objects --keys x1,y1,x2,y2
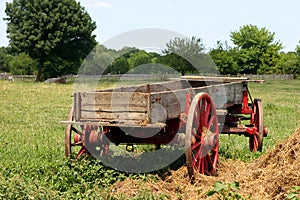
[{"x1": 111, "y1": 128, "x2": 300, "y2": 199}]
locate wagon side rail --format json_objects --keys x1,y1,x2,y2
[{"x1": 73, "y1": 91, "x2": 151, "y2": 126}]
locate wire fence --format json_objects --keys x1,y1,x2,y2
[{"x1": 0, "y1": 73, "x2": 296, "y2": 82}]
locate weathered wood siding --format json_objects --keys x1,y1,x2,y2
[
  {"x1": 73, "y1": 80, "x2": 246, "y2": 126},
  {"x1": 149, "y1": 82, "x2": 245, "y2": 122},
  {"x1": 74, "y1": 92, "x2": 150, "y2": 125}
]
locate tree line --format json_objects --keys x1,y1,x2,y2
[{"x1": 1, "y1": 0, "x2": 299, "y2": 81}]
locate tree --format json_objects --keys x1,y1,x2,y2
[
  {"x1": 118, "y1": 46, "x2": 139, "y2": 59},
  {"x1": 127, "y1": 50, "x2": 152, "y2": 73},
  {"x1": 108, "y1": 56, "x2": 130, "y2": 74},
  {"x1": 5, "y1": 0, "x2": 97, "y2": 81},
  {"x1": 80, "y1": 44, "x2": 117, "y2": 75},
  {"x1": 275, "y1": 52, "x2": 298, "y2": 75},
  {"x1": 296, "y1": 43, "x2": 300, "y2": 76},
  {"x1": 209, "y1": 41, "x2": 239, "y2": 75},
  {"x1": 230, "y1": 24, "x2": 282, "y2": 74},
  {"x1": 162, "y1": 36, "x2": 216, "y2": 75}
]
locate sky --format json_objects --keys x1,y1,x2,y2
[{"x1": 0, "y1": 0, "x2": 299, "y2": 52}]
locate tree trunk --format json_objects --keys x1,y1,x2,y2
[{"x1": 36, "y1": 59, "x2": 44, "y2": 82}]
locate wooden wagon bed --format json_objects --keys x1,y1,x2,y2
[{"x1": 69, "y1": 76, "x2": 248, "y2": 127}]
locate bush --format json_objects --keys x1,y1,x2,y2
[{"x1": 9, "y1": 53, "x2": 37, "y2": 75}]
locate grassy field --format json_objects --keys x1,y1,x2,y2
[{"x1": 0, "y1": 79, "x2": 299, "y2": 199}]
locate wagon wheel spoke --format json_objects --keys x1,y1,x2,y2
[
  {"x1": 207, "y1": 115, "x2": 216, "y2": 131},
  {"x1": 191, "y1": 141, "x2": 201, "y2": 151},
  {"x1": 65, "y1": 106, "x2": 74, "y2": 157},
  {"x1": 192, "y1": 145, "x2": 203, "y2": 165},
  {"x1": 202, "y1": 100, "x2": 211, "y2": 126},
  {"x1": 192, "y1": 129, "x2": 201, "y2": 140},
  {"x1": 71, "y1": 141, "x2": 83, "y2": 146},
  {"x1": 75, "y1": 147, "x2": 87, "y2": 160},
  {"x1": 185, "y1": 93, "x2": 219, "y2": 179},
  {"x1": 212, "y1": 141, "x2": 219, "y2": 152},
  {"x1": 213, "y1": 149, "x2": 218, "y2": 168},
  {"x1": 71, "y1": 126, "x2": 82, "y2": 135},
  {"x1": 206, "y1": 155, "x2": 213, "y2": 169}
]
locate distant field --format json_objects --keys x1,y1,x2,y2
[{"x1": 0, "y1": 78, "x2": 299, "y2": 199}]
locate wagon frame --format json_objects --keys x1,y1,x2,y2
[{"x1": 61, "y1": 76, "x2": 268, "y2": 178}]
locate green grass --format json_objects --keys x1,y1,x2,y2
[
  {"x1": 0, "y1": 79, "x2": 299, "y2": 199},
  {"x1": 0, "y1": 81, "x2": 129, "y2": 199}
]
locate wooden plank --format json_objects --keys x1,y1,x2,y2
[
  {"x1": 223, "y1": 82, "x2": 244, "y2": 105},
  {"x1": 81, "y1": 111, "x2": 148, "y2": 120},
  {"x1": 81, "y1": 105, "x2": 147, "y2": 112},
  {"x1": 192, "y1": 82, "x2": 244, "y2": 108},
  {"x1": 181, "y1": 76, "x2": 248, "y2": 83},
  {"x1": 74, "y1": 92, "x2": 81, "y2": 121},
  {"x1": 60, "y1": 120, "x2": 166, "y2": 128},
  {"x1": 95, "y1": 80, "x2": 190, "y2": 93},
  {"x1": 150, "y1": 88, "x2": 193, "y2": 121},
  {"x1": 80, "y1": 92, "x2": 149, "y2": 111}
]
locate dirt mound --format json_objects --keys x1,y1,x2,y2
[{"x1": 111, "y1": 128, "x2": 300, "y2": 199}]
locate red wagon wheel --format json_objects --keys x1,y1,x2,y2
[
  {"x1": 249, "y1": 99, "x2": 264, "y2": 152},
  {"x1": 185, "y1": 93, "x2": 219, "y2": 179},
  {"x1": 65, "y1": 106, "x2": 109, "y2": 158},
  {"x1": 65, "y1": 106, "x2": 83, "y2": 157}
]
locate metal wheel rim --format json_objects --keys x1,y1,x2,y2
[{"x1": 249, "y1": 99, "x2": 264, "y2": 152}]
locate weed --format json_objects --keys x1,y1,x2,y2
[
  {"x1": 287, "y1": 186, "x2": 300, "y2": 200},
  {"x1": 206, "y1": 181, "x2": 250, "y2": 200}
]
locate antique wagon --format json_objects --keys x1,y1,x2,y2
[{"x1": 62, "y1": 76, "x2": 268, "y2": 178}]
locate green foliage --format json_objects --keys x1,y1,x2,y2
[
  {"x1": 118, "y1": 47, "x2": 139, "y2": 58},
  {"x1": 125, "y1": 188, "x2": 171, "y2": 200},
  {"x1": 165, "y1": 36, "x2": 205, "y2": 56},
  {"x1": 128, "y1": 50, "x2": 152, "y2": 70},
  {"x1": 275, "y1": 52, "x2": 299, "y2": 75},
  {"x1": 209, "y1": 41, "x2": 239, "y2": 75},
  {"x1": 211, "y1": 27, "x2": 300, "y2": 75},
  {"x1": 230, "y1": 24, "x2": 282, "y2": 74},
  {"x1": 206, "y1": 181, "x2": 249, "y2": 200},
  {"x1": 159, "y1": 53, "x2": 191, "y2": 75},
  {"x1": 295, "y1": 43, "x2": 300, "y2": 76},
  {"x1": 9, "y1": 53, "x2": 37, "y2": 75},
  {"x1": 163, "y1": 36, "x2": 216, "y2": 75},
  {"x1": 109, "y1": 56, "x2": 130, "y2": 74},
  {"x1": 0, "y1": 47, "x2": 13, "y2": 72},
  {"x1": 5, "y1": 0, "x2": 97, "y2": 81},
  {"x1": 287, "y1": 186, "x2": 300, "y2": 200},
  {"x1": 80, "y1": 44, "x2": 118, "y2": 75}
]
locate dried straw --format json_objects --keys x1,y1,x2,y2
[{"x1": 111, "y1": 128, "x2": 300, "y2": 199}]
